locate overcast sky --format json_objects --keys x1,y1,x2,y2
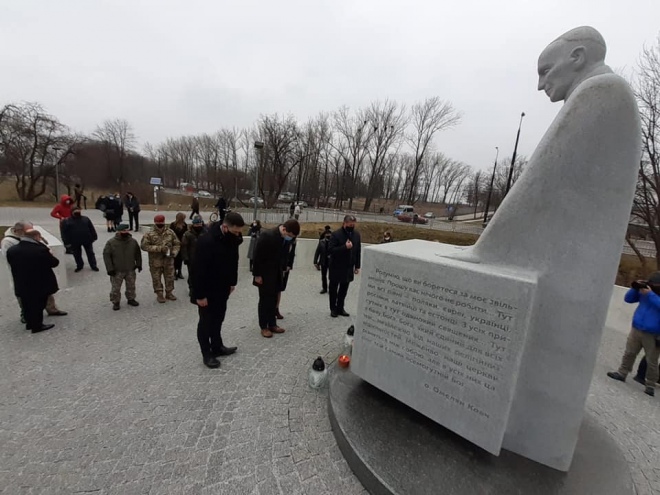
[{"x1": 2, "y1": 0, "x2": 659, "y2": 170}]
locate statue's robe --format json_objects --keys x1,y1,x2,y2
[{"x1": 458, "y1": 70, "x2": 641, "y2": 470}]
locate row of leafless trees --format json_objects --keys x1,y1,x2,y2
[
  {"x1": 0, "y1": 95, "x2": 527, "y2": 212},
  {"x1": 629, "y1": 36, "x2": 660, "y2": 268}
]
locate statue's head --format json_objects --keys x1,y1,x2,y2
[{"x1": 537, "y1": 26, "x2": 607, "y2": 102}]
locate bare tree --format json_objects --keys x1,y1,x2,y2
[
  {"x1": 363, "y1": 100, "x2": 408, "y2": 211},
  {"x1": 257, "y1": 114, "x2": 302, "y2": 207},
  {"x1": 406, "y1": 97, "x2": 461, "y2": 204},
  {"x1": 628, "y1": 37, "x2": 660, "y2": 269},
  {"x1": 331, "y1": 106, "x2": 374, "y2": 209},
  {"x1": 0, "y1": 102, "x2": 74, "y2": 200},
  {"x1": 93, "y1": 118, "x2": 136, "y2": 190}
]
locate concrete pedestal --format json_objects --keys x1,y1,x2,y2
[{"x1": 328, "y1": 368, "x2": 634, "y2": 495}]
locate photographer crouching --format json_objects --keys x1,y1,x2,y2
[{"x1": 607, "y1": 272, "x2": 660, "y2": 397}]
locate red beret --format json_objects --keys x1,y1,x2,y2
[{"x1": 154, "y1": 214, "x2": 165, "y2": 223}]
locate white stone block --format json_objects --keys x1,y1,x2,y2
[{"x1": 352, "y1": 240, "x2": 537, "y2": 455}]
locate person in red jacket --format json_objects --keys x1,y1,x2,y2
[
  {"x1": 50, "y1": 195, "x2": 74, "y2": 221},
  {"x1": 50, "y1": 195, "x2": 75, "y2": 253}
]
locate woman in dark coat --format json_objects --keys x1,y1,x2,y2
[
  {"x1": 170, "y1": 212, "x2": 188, "y2": 279},
  {"x1": 112, "y1": 193, "x2": 124, "y2": 228}
]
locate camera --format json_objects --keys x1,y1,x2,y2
[{"x1": 631, "y1": 280, "x2": 649, "y2": 290}]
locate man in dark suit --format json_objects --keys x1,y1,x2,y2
[
  {"x1": 6, "y1": 229, "x2": 60, "y2": 333},
  {"x1": 192, "y1": 212, "x2": 245, "y2": 369},
  {"x1": 328, "y1": 215, "x2": 361, "y2": 318},
  {"x1": 252, "y1": 219, "x2": 300, "y2": 338}
]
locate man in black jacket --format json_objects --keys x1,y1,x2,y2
[
  {"x1": 192, "y1": 212, "x2": 245, "y2": 368},
  {"x1": 62, "y1": 207, "x2": 99, "y2": 272},
  {"x1": 314, "y1": 229, "x2": 332, "y2": 294},
  {"x1": 215, "y1": 197, "x2": 227, "y2": 223},
  {"x1": 124, "y1": 192, "x2": 140, "y2": 231},
  {"x1": 252, "y1": 219, "x2": 300, "y2": 338},
  {"x1": 328, "y1": 215, "x2": 361, "y2": 317},
  {"x1": 6, "y1": 229, "x2": 60, "y2": 333}
]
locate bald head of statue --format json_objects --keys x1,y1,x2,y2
[{"x1": 537, "y1": 26, "x2": 608, "y2": 103}]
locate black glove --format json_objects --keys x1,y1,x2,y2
[
  {"x1": 107, "y1": 270, "x2": 116, "y2": 277},
  {"x1": 137, "y1": 267, "x2": 142, "y2": 272},
  {"x1": 184, "y1": 260, "x2": 189, "y2": 266}
]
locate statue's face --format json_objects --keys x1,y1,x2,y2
[{"x1": 537, "y1": 42, "x2": 577, "y2": 102}]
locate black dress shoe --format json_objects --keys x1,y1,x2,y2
[
  {"x1": 203, "y1": 356, "x2": 221, "y2": 368},
  {"x1": 32, "y1": 324, "x2": 54, "y2": 334},
  {"x1": 214, "y1": 346, "x2": 237, "y2": 356},
  {"x1": 275, "y1": 310, "x2": 284, "y2": 320},
  {"x1": 331, "y1": 311, "x2": 338, "y2": 318},
  {"x1": 607, "y1": 371, "x2": 626, "y2": 382},
  {"x1": 338, "y1": 310, "x2": 350, "y2": 317},
  {"x1": 74, "y1": 267, "x2": 83, "y2": 273},
  {"x1": 47, "y1": 310, "x2": 68, "y2": 316},
  {"x1": 91, "y1": 267, "x2": 99, "y2": 272},
  {"x1": 633, "y1": 375, "x2": 646, "y2": 385},
  {"x1": 320, "y1": 289, "x2": 327, "y2": 294}
]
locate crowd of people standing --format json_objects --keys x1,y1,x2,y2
[{"x1": 4, "y1": 194, "x2": 366, "y2": 369}]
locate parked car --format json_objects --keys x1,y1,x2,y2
[
  {"x1": 296, "y1": 201, "x2": 308, "y2": 208},
  {"x1": 198, "y1": 190, "x2": 212, "y2": 197},
  {"x1": 393, "y1": 205, "x2": 414, "y2": 216},
  {"x1": 424, "y1": 212, "x2": 436, "y2": 219},
  {"x1": 248, "y1": 196, "x2": 265, "y2": 206},
  {"x1": 397, "y1": 213, "x2": 427, "y2": 225}
]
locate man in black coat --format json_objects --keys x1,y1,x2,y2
[
  {"x1": 62, "y1": 207, "x2": 99, "y2": 272},
  {"x1": 6, "y1": 229, "x2": 60, "y2": 333},
  {"x1": 314, "y1": 229, "x2": 332, "y2": 294},
  {"x1": 192, "y1": 212, "x2": 245, "y2": 368},
  {"x1": 328, "y1": 215, "x2": 361, "y2": 317},
  {"x1": 124, "y1": 192, "x2": 141, "y2": 231},
  {"x1": 252, "y1": 219, "x2": 300, "y2": 338},
  {"x1": 215, "y1": 197, "x2": 227, "y2": 222}
]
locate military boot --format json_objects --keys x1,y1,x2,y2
[
  {"x1": 166, "y1": 292, "x2": 177, "y2": 301},
  {"x1": 156, "y1": 292, "x2": 166, "y2": 303}
]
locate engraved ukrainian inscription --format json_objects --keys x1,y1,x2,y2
[{"x1": 359, "y1": 265, "x2": 523, "y2": 424}]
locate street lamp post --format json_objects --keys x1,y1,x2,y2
[
  {"x1": 504, "y1": 112, "x2": 526, "y2": 197},
  {"x1": 482, "y1": 146, "x2": 499, "y2": 228},
  {"x1": 51, "y1": 146, "x2": 62, "y2": 199},
  {"x1": 254, "y1": 141, "x2": 264, "y2": 221}
]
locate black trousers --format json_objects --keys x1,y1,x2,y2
[
  {"x1": 190, "y1": 208, "x2": 200, "y2": 220},
  {"x1": 329, "y1": 279, "x2": 350, "y2": 312},
  {"x1": 258, "y1": 287, "x2": 278, "y2": 329},
  {"x1": 23, "y1": 294, "x2": 48, "y2": 330},
  {"x1": 128, "y1": 211, "x2": 139, "y2": 230},
  {"x1": 174, "y1": 253, "x2": 183, "y2": 274},
  {"x1": 320, "y1": 265, "x2": 328, "y2": 291},
  {"x1": 197, "y1": 291, "x2": 229, "y2": 358},
  {"x1": 72, "y1": 243, "x2": 97, "y2": 269}
]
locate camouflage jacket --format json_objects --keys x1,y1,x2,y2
[{"x1": 140, "y1": 227, "x2": 180, "y2": 266}]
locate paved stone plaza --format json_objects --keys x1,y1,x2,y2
[{"x1": 0, "y1": 208, "x2": 659, "y2": 494}]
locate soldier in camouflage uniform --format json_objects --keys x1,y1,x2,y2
[
  {"x1": 140, "y1": 214, "x2": 180, "y2": 303},
  {"x1": 102, "y1": 223, "x2": 142, "y2": 310}
]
